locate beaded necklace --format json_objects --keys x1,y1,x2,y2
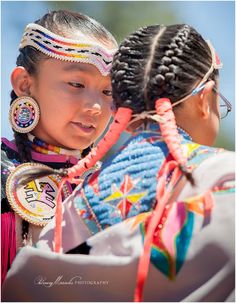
[{"x1": 27, "y1": 133, "x2": 82, "y2": 159}]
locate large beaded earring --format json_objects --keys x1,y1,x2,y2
[{"x1": 9, "y1": 96, "x2": 40, "y2": 133}]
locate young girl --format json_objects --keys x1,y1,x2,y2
[
  {"x1": 1, "y1": 9, "x2": 117, "y2": 283},
  {"x1": 3, "y1": 24, "x2": 234, "y2": 302}
]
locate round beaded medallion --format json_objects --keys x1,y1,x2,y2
[
  {"x1": 9, "y1": 96, "x2": 40, "y2": 133},
  {"x1": 6, "y1": 163, "x2": 72, "y2": 226}
]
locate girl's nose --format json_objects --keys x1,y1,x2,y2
[{"x1": 83, "y1": 98, "x2": 102, "y2": 116}]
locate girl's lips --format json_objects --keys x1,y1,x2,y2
[{"x1": 71, "y1": 121, "x2": 95, "y2": 134}]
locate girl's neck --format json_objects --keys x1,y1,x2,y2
[{"x1": 27, "y1": 133, "x2": 82, "y2": 158}]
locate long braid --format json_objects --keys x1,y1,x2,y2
[
  {"x1": 155, "y1": 98, "x2": 194, "y2": 184},
  {"x1": 10, "y1": 91, "x2": 33, "y2": 163},
  {"x1": 10, "y1": 90, "x2": 32, "y2": 241}
]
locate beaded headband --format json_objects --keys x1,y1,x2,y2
[
  {"x1": 19, "y1": 23, "x2": 117, "y2": 76},
  {"x1": 172, "y1": 40, "x2": 223, "y2": 107}
]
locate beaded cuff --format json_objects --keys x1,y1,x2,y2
[{"x1": 19, "y1": 23, "x2": 117, "y2": 76}]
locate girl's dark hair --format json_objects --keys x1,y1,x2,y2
[
  {"x1": 11, "y1": 9, "x2": 117, "y2": 163},
  {"x1": 111, "y1": 24, "x2": 218, "y2": 113}
]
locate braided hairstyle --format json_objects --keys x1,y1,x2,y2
[
  {"x1": 47, "y1": 24, "x2": 217, "y2": 182},
  {"x1": 10, "y1": 9, "x2": 117, "y2": 239},
  {"x1": 111, "y1": 24, "x2": 218, "y2": 179}
]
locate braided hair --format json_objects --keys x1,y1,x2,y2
[
  {"x1": 47, "y1": 24, "x2": 217, "y2": 181},
  {"x1": 10, "y1": 9, "x2": 117, "y2": 240}
]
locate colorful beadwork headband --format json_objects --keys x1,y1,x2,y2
[
  {"x1": 19, "y1": 23, "x2": 117, "y2": 76},
  {"x1": 172, "y1": 40, "x2": 223, "y2": 107}
]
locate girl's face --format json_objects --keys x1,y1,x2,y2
[
  {"x1": 174, "y1": 80, "x2": 220, "y2": 146},
  {"x1": 201, "y1": 87, "x2": 221, "y2": 146},
  {"x1": 29, "y1": 59, "x2": 113, "y2": 150}
]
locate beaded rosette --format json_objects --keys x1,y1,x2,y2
[
  {"x1": 19, "y1": 23, "x2": 116, "y2": 76},
  {"x1": 6, "y1": 163, "x2": 72, "y2": 226},
  {"x1": 9, "y1": 97, "x2": 40, "y2": 133}
]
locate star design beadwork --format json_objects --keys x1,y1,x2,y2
[{"x1": 104, "y1": 175, "x2": 147, "y2": 219}]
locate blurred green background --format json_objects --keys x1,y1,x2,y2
[{"x1": 1, "y1": 1, "x2": 235, "y2": 151}]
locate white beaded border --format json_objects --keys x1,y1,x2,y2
[
  {"x1": 9, "y1": 96, "x2": 40, "y2": 134},
  {"x1": 20, "y1": 23, "x2": 117, "y2": 76},
  {"x1": 6, "y1": 163, "x2": 72, "y2": 226}
]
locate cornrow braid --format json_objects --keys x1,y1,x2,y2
[
  {"x1": 147, "y1": 24, "x2": 215, "y2": 107},
  {"x1": 111, "y1": 26, "x2": 163, "y2": 114},
  {"x1": 143, "y1": 26, "x2": 166, "y2": 107},
  {"x1": 148, "y1": 25, "x2": 191, "y2": 101}
]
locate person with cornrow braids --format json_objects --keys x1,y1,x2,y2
[
  {"x1": 1, "y1": 9, "x2": 117, "y2": 284},
  {"x1": 2, "y1": 24, "x2": 234, "y2": 302}
]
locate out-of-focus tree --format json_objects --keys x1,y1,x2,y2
[{"x1": 48, "y1": 1, "x2": 178, "y2": 42}]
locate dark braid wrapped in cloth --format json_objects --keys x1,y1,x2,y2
[{"x1": 2, "y1": 24, "x2": 235, "y2": 302}]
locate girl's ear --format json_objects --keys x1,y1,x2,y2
[
  {"x1": 198, "y1": 80, "x2": 215, "y2": 119},
  {"x1": 11, "y1": 67, "x2": 32, "y2": 97}
]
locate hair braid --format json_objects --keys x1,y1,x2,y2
[
  {"x1": 155, "y1": 98, "x2": 194, "y2": 184},
  {"x1": 10, "y1": 90, "x2": 32, "y2": 240},
  {"x1": 146, "y1": 24, "x2": 216, "y2": 107},
  {"x1": 112, "y1": 26, "x2": 162, "y2": 114},
  {"x1": 10, "y1": 90, "x2": 32, "y2": 163}
]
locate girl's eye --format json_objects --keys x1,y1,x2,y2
[
  {"x1": 68, "y1": 82, "x2": 84, "y2": 88},
  {"x1": 103, "y1": 89, "x2": 112, "y2": 97}
]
